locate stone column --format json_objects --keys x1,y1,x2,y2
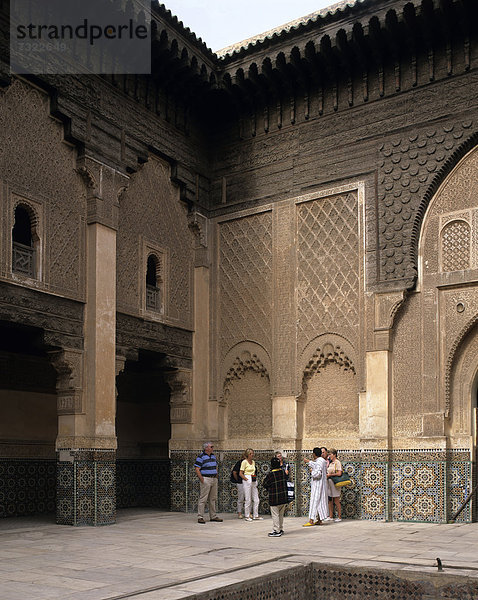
[
  {"x1": 54, "y1": 156, "x2": 128, "y2": 526},
  {"x1": 271, "y1": 200, "x2": 298, "y2": 448}
]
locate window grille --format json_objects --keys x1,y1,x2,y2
[
  {"x1": 146, "y1": 284, "x2": 161, "y2": 311},
  {"x1": 441, "y1": 220, "x2": 470, "y2": 272},
  {"x1": 12, "y1": 242, "x2": 35, "y2": 277}
]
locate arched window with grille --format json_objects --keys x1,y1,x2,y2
[
  {"x1": 440, "y1": 219, "x2": 471, "y2": 273},
  {"x1": 12, "y1": 204, "x2": 37, "y2": 278},
  {"x1": 146, "y1": 253, "x2": 162, "y2": 312}
]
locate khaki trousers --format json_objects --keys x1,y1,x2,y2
[
  {"x1": 270, "y1": 504, "x2": 287, "y2": 532},
  {"x1": 198, "y1": 477, "x2": 218, "y2": 519}
]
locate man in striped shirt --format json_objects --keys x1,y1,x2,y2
[{"x1": 194, "y1": 442, "x2": 223, "y2": 524}]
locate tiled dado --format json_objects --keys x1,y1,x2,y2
[
  {"x1": 56, "y1": 450, "x2": 116, "y2": 526},
  {"x1": 170, "y1": 449, "x2": 474, "y2": 523},
  {"x1": 0, "y1": 459, "x2": 56, "y2": 518},
  {"x1": 116, "y1": 460, "x2": 170, "y2": 510}
]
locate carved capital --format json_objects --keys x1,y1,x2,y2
[
  {"x1": 48, "y1": 348, "x2": 84, "y2": 415},
  {"x1": 373, "y1": 291, "x2": 406, "y2": 350},
  {"x1": 76, "y1": 156, "x2": 129, "y2": 230},
  {"x1": 115, "y1": 355, "x2": 127, "y2": 377},
  {"x1": 165, "y1": 368, "x2": 193, "y2": 424},
  {"x1": 374, "y1": 291, "x2": 406, "y2": 331},
  {"x1": 187, "y1": 210, "x2": 208, "y2": 248}
]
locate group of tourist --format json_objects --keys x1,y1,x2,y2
[
  {"x1": 303, "y1": 446, "x2": 343, "y2": 527},
  {"x1": 194, "y1": 442, "x2": 344, "y2": 537}
]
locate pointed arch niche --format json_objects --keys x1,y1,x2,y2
[
  {"x1": 405, "y1": 142, "x2": 478, "y2": 444},
  {"x1": 299, "y1": 334, "x2": 358, "y2": 448},
  {"x1": 446, "y1": 316, "x2": 478, "y2": 446},
  {"x1": 221, "y1": 342, "x2": 271, "y2": 447}
]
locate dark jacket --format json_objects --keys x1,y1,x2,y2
[
  {"x1": 263, "y1": 468, "x2": 288, "y2": 506},
  {"x1": 231, "y1": 460, "x2": 243, "y2": 484}
]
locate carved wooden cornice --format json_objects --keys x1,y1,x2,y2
[{"x1": 143, "y1": 0, "x2": 478, "y2": 116}]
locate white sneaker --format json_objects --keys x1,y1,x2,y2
[
  {"x1": 324, "y1": 517, "x2": 332, "y2": 521},
  {"x1": 245, "y1": 517, "x2": 253, "y2": 522},
  {"x1": 334, "y1": 518, "x2": 342, "y2": 522},
  {"x1": 253, "y1": 516, "x2": 264, "y2": 520}
]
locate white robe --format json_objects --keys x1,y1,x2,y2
[{"x1": 308, "y1": 457, "x2": 329, "y2": 522}]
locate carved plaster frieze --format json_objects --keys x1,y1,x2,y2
[
  {"x1": 300, "y1": 339, "x2": 356, "y2": 397},
  {"x1": 219, "y1": 342, "x2": 271, "y2": 404}
]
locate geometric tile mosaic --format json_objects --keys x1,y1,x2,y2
[
  {"x1": 1, "y1": 449, "x2": 474, "y2": 525},
  {"x1": 0, "y1": 459, "x2": 56, "y2": 518},
  {"x1": 447, "y1": 460, "x2": 472, "y2": 523},
  {"x1": 170, "y1": 449, "x2": 474, "y2": 524},
  {"x1": 392, "y1": 462, "x2": 444, "y2": 522},
  {"x1": 116, "y1": 460, "x2": 170, "y2": 510},
  {"x1": 361, "y1": 462, "x2": 388, "y2": 521},
  {"x1": 56, "y1": 450, "x2": 116, "y2": 526},
  {"x1": 169, "y1": 562, "x2": 478, "y2": 600}
]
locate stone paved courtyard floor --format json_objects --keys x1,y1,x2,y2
[{"x1": 1, "y1": 509, "x2": 477, "y2": 600}]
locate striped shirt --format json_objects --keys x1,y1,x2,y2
[{"x1": 194, "y1": 452, "x2": 218, "y2": 476}]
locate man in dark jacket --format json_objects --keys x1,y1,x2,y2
[{"x1": 263, "y1": 456, "x2": 289, "y2": 537}]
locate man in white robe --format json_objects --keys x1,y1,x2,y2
[{"x1": 303, "y1": 447, "x2": 329, "y2": 526}]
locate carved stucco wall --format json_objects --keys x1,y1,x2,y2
[
  {"x1": 217, "y1": 211, "x2": 273, "y2": 360},
  {"x1": 215, "y1": 188, "x2": 362, "y2": 447},
  {"x1": 421, "y1": 145, "x2": 478, "y2": 276},
  {"x1": 117, "y1": 156, "x2": 194, "y2": 328},
  {"x1": 303, "y1": 361, "x2": 358, "y2": 446},
  {"x1": 448, "y1": 321, "x2": 478, "y2": 439},
  {"x1": 226, "y1": 369, "x2": 272, "y2": 445},
  {"x1": 392, "y1": 292, "x2": 423, "y2": 440},
  {"x1": 296, "y1": 191, "x2": 359, "y2": 359},
  {"x1": 297, "y1": 192, "x2": 360, "y2": 445},
  {"x1": 0, "y1": 79, "x2": 86, "y2": 299},
  {"x1": 392, "y1": 145, "x2": 478, "y2": 446}
]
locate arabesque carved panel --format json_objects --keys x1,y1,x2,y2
[
  {"x1": 296, "y1": 192, "x2": 359, "y2": 357},
  {"x1": 0, "y1": 79, "x2": 86, "y2": 298},
  {"x1": 218, "y1": 212, "x2": 272, "y2": 360},
  {"x1": 117, "y1": 157, "x2": 194, "y2": 328}
]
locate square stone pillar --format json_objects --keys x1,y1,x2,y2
[
  {"x1": 53, "y1": 157, "x2": 128, "y2": 525},
  {"x1": 56, "y1": 449, "x2": 116, "y2": 526},
  {"x1": 271, "y1": 200, "x2": 298, "y2": 448},
  {"x1": 361, "y1": 350, "x2": 391, "y2": 444},
  {"x1": 272, "y1": 396, "x2": 299, "y2": 448}
]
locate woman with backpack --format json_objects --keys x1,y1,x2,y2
[{"x1": 231, "y1": 452, "x2": 246, "y2": 518}]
